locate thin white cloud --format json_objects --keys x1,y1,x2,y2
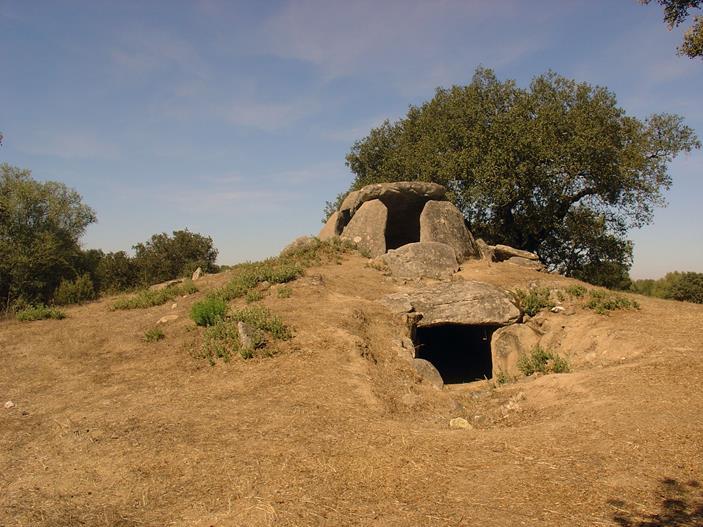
[
  {"x1": 224, "y1": 97, "x2": 320, "y2": 131},
  {"x1": 17, "y1": 130, "x2": 119, "y2": 160}
]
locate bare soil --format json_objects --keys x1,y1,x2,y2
[{"x1": 2, "y1": 256, "x2": 702, "y2": 526}]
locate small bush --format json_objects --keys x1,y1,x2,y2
[
  {"x1": 585, "y1": 290, "x2": 640, "y2": 315},
  {"x1": 190, "y1": 296, "x2": 227, "y2": 326},
  {"x1": 111, "y1": 280, "x2": 198, "y2": 310},
  {"x1": 277, "y1": 286, "x2": 292, "y2": 299},
  {"x1": 231, "y1": 305, "x2": 292, "y2": 340},
  {"x1": 15, "y1": 305, "x2": 66, "y2": 322},
  {"x1": 565, "y1": 285, "x2": 587, "y2": 298},
  {"x1": 200, "y1": 319, "x2": 239, "y2": 363},
  {"x1": 513, "y1": 287, "x2": 554, "y2": 317},
  {"x1": 517, "y1": 346, "x2": 570, "y2": 376},
  {"x1": 53, "y1": 273, "x2": 96, "y2": 305},
  {"x1": 144, "y1": 327, "x2": 165, "y2": 342},
  {"x1": 245, "y1": 289, "x2": 263, "y2": 303}
]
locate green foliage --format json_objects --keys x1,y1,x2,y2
[
  {"x1": 642, "y1": 0, "x2": 703, "y2": 58},
  {"x1": 144, "y1": 327, "x2": 165, "y2": 342},
  {"x1": 277, "y1": 286, "x2": 292, "y2": 299},
  {"x1": 245, "y1": 289, "x2": 264, "y2": 303},
  {"x1": 53, "y1": 273, "x2": 96, "y2": 305},
  {"x1": 513, "y1": 287, "x2": 554, "y2": 317},
  {"x1": 0, "y1": 164, "x2": 97, "y2": 310},
  {"x1": 96, "y1": 251, "x2": 140, "y2": 293},
  {"x1": 585, "y1": 290, "x2": 640, "y2": 315},
  {"x1": 15, "y1": 304, "x2": 66, "y2": 322},
  {"x1": 565, "y1": 285, "x2": 587, "y2": 298},
  {"x1": 631, "y1": 271, "x2": 703, "y2": 304},
  {"x1": 132, "y1": 229, "x2": 218, "y2": 286},
  {"x1": 111, "y1": 280, "x2": 197, "y2": 310},
  {"x1": 231, "y1": 305, "x2": 292, "y2": 341},
  {"x1": 198, "y1": 306, "x2": 290, "y2": 364},
  {"x1": 517, "y1": 346, "x2": 570, "y2": 376},
  {"x1": 343, "y1": 67, "x2": 700, "y2": 286},
  {"x1": 190, "y1": 296, "x2": 228, "y2": 326}
]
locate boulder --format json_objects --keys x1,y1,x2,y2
[
  {"x1": 149, "y1": 278, "x2": 184, "y2": 291},
  {"x1": 340, "y1": 199, "x2": 387, "y2": 257},
  {"x1": 191, "y1": 267, "x2": 203, "y2": 281},
  {"x1": 475, "y1": 239, "x2": 495, "y2": 261},
  {"x1": 381, "y1": 242, "x2": 459, "y2": 279},
  {"x1": 237, "y1": 321, "x2": 258, "y2": 352},
  {"x1": 506, "y1": 256, "x2": 545, "y2": 271},
  {"x1": 419, "y1": 200, "x2": 479, "y2": 262},
  {"x1": 491, "y1": 324, "x2": 541, "y2": 378},
  {"x1": 318, "y1": 211, "x2": 342, "y2": 241},
  {"x1": 157, "y1": 314, "x2": 179, "y2": 325},
  {"x1": 449, "y1": 417, "x2": 472, "y2": 430},
  {"x1": 493, "y1": 244, "x2": 539, "y2": 261},
  {"x1": 339, "y1": 181, "x2": 447, "y2": 218},
  {"x1": 412, "y1": 358, "x2": 444, "y2": 389},
  {"x1": 382, "y1": 280, "x2": 520, "y2": 327}
]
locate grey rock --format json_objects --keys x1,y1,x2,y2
[
  {"x1": 419, "y1": 200, "x2": 480, "y2": 262},
  {"x1": 412, "y1": 358, "x2": 444, "y2": 389},
  {"x1": 491, "y1": 324, "x2": 541, "y2": 378},
  {"x1": 191, "y1": 267, "x2": 203, "y2": 281},
  {"x1": 475, "y1": 239, "x2": 495, "y2": 261},
  {"x1": 382, "y1": 280, "x2": 520, "y2": 327},
  {"x1": 4, "y1": 401, "x2": 15, "y2": 409},
  {"x1": 493, "y1": 244, "x2": 539, "y2": 261},
  {"x1": 506, "y1": 256, "x2": 545, "y2": 271},
  {"x1": 381, "y1": 242, "x2": 459, "y2": 279},
  {"x1": 149, "y1": 278, "x2": 184, "y2": 291},
  {"x1": 341, "y1": 199, "x2": 388, "y2": 257},
  {"x1": 339, "y1": 181, "x2": 447, "y2": 218},
  {"x1": 318, "y1": 211, "x2": 342, "y2": 241},
  {"x1": 237, "y1": 321, "x2": 257, "y2": 352},
  {"x1": 157, "y1": 314, "x2": 179, "y2": 325}
]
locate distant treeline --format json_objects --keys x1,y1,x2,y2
[
  {"x1": 630, "y1": 272, "x2": 703, "y2": 304},
  {"x1": 1, "y1": 163, "x2": 219, "y2": 312}
]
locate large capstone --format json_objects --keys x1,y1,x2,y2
[
  {"x1": 340, "y1": 199, "x2": 387, "y2": 257},
  {"x1": 339, "y1": 181, "x2": 448, "y2": 219},
  {"x1": 419, "y1": 200, "x2": 480, "y2": 262},
  {"x1": 382, "y1": 280, "x2": 521, "y2": 327},
  {"x1": 381, "y1": 242, "x2": 459, "y2": 279}
]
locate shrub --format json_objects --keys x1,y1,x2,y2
[
  {"x1": 190, "y1": 296, "x2": 227, "y2": 326},
  {"x1": 96, "y1": 251, "x2": 140, "y2": 293},
  {"x1": 565, "y1": 285, "x2": 587, "y2": 298},
  {"x1": 144, "y1": 327, "x2": 165, "y2": 342},
  {"x1": 231, "y1": 305, "x2": 292, "y2": 340},
  {"x1": 585, "y1": 290, "x2": 639, "y2": 315},
  {"x1": 517, "y1": 346, "x2": 570, "y2": 376},
  {"x1": 513, "y1": 287, "x2": 554, "y2": 316},
  {"x1": 53, "y1": 273, "x2": 96, "y2": 305},
  {"x1": 200, "y1": 318, "x2": 239, "y2": 364},
  {"x1": 15, "y1": 304, "x2": 66, "y2": 321},
  {"x1": 111, "y1": 280, "x2": 198, "y2": 310},
  {"x1": 245, "y1": 289, "x2": 263, "y2": 303},
  {"x1": 277, "y1": 286, "x2": 292, "y2": 299}
]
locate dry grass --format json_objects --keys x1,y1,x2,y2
[{"x1": 1, "y1": 255, "x2": 702, "y2": 526}]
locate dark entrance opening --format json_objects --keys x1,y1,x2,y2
[
  {"x1": 382, "y1": 196, "x2": 427, "y2": 250},
  {"x1": 414, "y1": 324, "x2": 499, "y2": 384}
]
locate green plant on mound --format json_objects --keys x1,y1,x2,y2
[
  {"x1": 15, "y1": 305, "x2": 66, "y2": 322},
  {"x1": 190, "y1": 296, "x2": 228, "y2": 326},
  {"x1": 565, "y1": 284, "x2": 587, "y2": 298},
  {"x1": 198, "y1": 305, "x2": 291, "y2": 364},
  {"x1": 585, "y1": 290, "x2": 640, "y2": 315},
  {"x1": 53, "y1": 273, "x2": 96, "y2": 305},
  {"x1": 111, "y1": 279, "x2": 197, "y2": 310},
  {"x1": 517, "y1": 346, "x2": 570, "y2": 376},
  {"x1": 512, "y1": 287, "x2": 554, "y2": 317},
  {"x1": 245, "y1": 289, "x2": 264, "y2": 303},
  {"x1": 277, "y1": 286, "x2": 292, "y2": 299},
  {"x1": 144, "y1": 327, "x2": 165, "y2": 342}
]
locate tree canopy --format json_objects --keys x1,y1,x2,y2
[
  {"x1": 343, "y1": 68, "x2": 700, "y2": 287},
  {"x1": 642, "y1": 0, "x2": 703, "y2": 58},
  {"x1": 0, "y1": 163, "x2": 97, "y2": 308}
]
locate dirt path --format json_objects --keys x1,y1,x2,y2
[{"x1": 2, "y1": 257, "x2": 702, "y2": 526}]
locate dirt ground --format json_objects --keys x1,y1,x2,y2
[{"x1": 1, "y1": 255, "x2": 702, "y2": 526}]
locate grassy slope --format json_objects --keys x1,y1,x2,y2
[{"x1": 1, "y1": 256, "x2": 702, "y2": 526}]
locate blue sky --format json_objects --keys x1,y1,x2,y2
[{"x1": 1, "y1": 0, "x2": 701, "y2": 278}]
